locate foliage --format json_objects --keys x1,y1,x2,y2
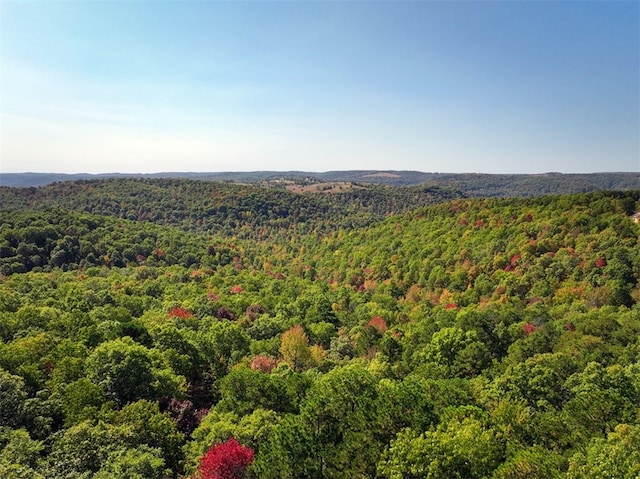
[
  {"x1": 279, "y1": 325, "x2": 314, "y2": 372},
  {"x1": 566, "y1": 424, "x2": 640, "y2": 479},
  {"x1": 194, "y1": 437, "x2": 254, "y2": 479},
  {"x1": 378, "y1": 412, "x2": 505, "y2": 479},
  {"x1": 0, "y1": 184, "x2": 639, "y2": 478}
]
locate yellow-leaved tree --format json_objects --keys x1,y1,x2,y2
[{"x1": 279, "y1": 325, "x2": 313, "y2": 372}]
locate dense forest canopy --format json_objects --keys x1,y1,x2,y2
[{"x1": 1, "y1": 179, "x2": 639, "y2": 478}]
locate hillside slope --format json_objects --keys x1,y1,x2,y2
[{"x1": 0, "y1": 178, "x2": 460, "y2": 237}]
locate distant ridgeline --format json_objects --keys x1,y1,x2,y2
[{"x1": 1, "y1": 170, "x2": 638, "y2": 193}]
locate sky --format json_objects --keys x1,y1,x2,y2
[{"x1": 1, "y1": 0, "x2": 638, "y2": 174}]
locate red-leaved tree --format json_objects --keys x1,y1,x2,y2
[
  {"x1": 367, "y1": 316, "x2": 388, "y2": 334},
  {"x1": 196, "y1": 438, "x2": 254, "y2": 479}
]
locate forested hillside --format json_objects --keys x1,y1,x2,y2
[
  {"x1": 420, "y1": 172, "x2": 640, "y2": 197},
  {"x1": 0, "y1": 178, "x2": 459, "y2": 238},
  {"x1": 1, "y1": 184, "x2": 640, "y2": 479}
]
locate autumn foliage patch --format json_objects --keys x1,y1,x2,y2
[
  {"x1": 194, "y1": 438, "x2": 254, "y2": 479},
  {"x1": 250, "y1": 354, "x2": 279, "y2": 373},
  {"x1": 367, "y1": 316, "x2": 388, "y2": 333},
  {"x1": 169, "y1": 306, "x2": 194, "y2": 319}
]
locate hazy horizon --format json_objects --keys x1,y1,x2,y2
[{"x1": 2, "y1": 1, "x2": 639, "y2": 175}]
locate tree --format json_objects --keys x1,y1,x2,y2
[
  {"x1": 217, "y1": 364, "x2": 300, "y2": 416},
  {"x1": 563, "y1": 362, "x2": 639, "y2": 437},
  {"x1": 86, "y1": 337, "x2": 156, "y2": 407},
  {"x1": 378, "y1": 411, "x2": 504, "y2": 479},
  {"x1": 57, "y1": 377, "x2": 107, "y2": 426},
  {"x1": 299, "y1": 364, "x2": 380, "y2": 479},
  {"x1": 254, "y1": 413, "x2": 314, "y2": 478},
  {"x1": 0, "y1": 427, "x2": 44, "y2": 476},
  {"x1": 199, "y1": 321, "x2": 251, "y2": 379},
  {"x1": 93, "y1": 446, "x2": 170, "y2": 479},
  {"x1": 491, "y1": 446, "x2": 564, "y2": 479},
  {"x1": 114, "y1": 400, "x2": 185, "y2": 472},
  {"x1": 195, "y1": 437, "x2": 254, "y2": 479},
  {"x1": 418, "y1": 327, "x2": 491, "y2": 378},
  {"x1": 279, "y1": 325, "x2": 313, "y2": 372},
  {"x1": 566, "y1": 424, "x2": 640, "y2": 479},
  {"x1": 85, "y1": 337, "x2": 184, "y2": 407},
  {"x1": 44, "y1": 420, "x2": 121, "y2": 478},
  {"x1": 0, "y1": 368, "x2": 27, "y2": 428},
  {"x1": 494, "y1": 352, "x2": 576, "y2": 411},
  {"x1": 375, "y1": 377, "x2": 437, "y2": 443},
  {"x1": 253, "y1": 364, "x2": 381, "y2": 479}
]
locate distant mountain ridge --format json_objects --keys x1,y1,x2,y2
[
  {"x1": 1, "y1": 170, "x2": 638, "y2": 195},
  {"x1": 0, "y1": 170, "x2": 433, "y2": 187}
]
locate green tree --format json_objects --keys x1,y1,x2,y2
[
  {"x1": 57, "y1": 378, "x2": 108, "y2": 426},
  {"x1": 0, "y1": 368, "x2": 27, "y2": 428},
  {"x1": 216, "y1": 364, "x2": 302, "y2": 416},
  {"x1": 378, "y1": 410, "x2": 504, "y2": 479},
  {"x1": 112, "y1": 400, "x2": 185, "y2": 472},
  {"x1": 198, "y1": 321, "x2": 251, "y2": 379},
  {"x1": 86, "y1": 337, "x2": 183, "y2": 407},
  {"x1": 418, "y1": 327, "x2": 491, "y2": 378},
  {"x1": 44, "y1": 420, "x2": 121, "y2": 478},
  {"x1": 299, "y1": 364, "x2": 380, "y2": 478},
  {"x1": 563, "y1": 362, "x2": 639, "y2": 437},
  {"x1": 93, "y1": 446, "x2": 170, "y2": 479},
  {"x1": 0, "y1": 427, "x2": 44, "y2": 477},
  {"x1": 566, "y1": 424, "x2": 640, "y2": 479},
  {"x1": 251, "y1": 413, "x2": 316, "y2": 479},
  {"x1": 86, "y1": 337, "x2": 156, "y2": 407},
  {"x1": 494, "y1": 353, "x2": 576, "y2": 411},
  {"x1": 375, "y1": 377, "x2": 437, "y2": 443},
  {"x1": 490, "y1": 446, "x2": 564, "y2": 479}
]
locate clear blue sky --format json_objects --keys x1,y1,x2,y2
[{"x1": 1, "y1": 0, "x2": 638, "y2": 174}]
